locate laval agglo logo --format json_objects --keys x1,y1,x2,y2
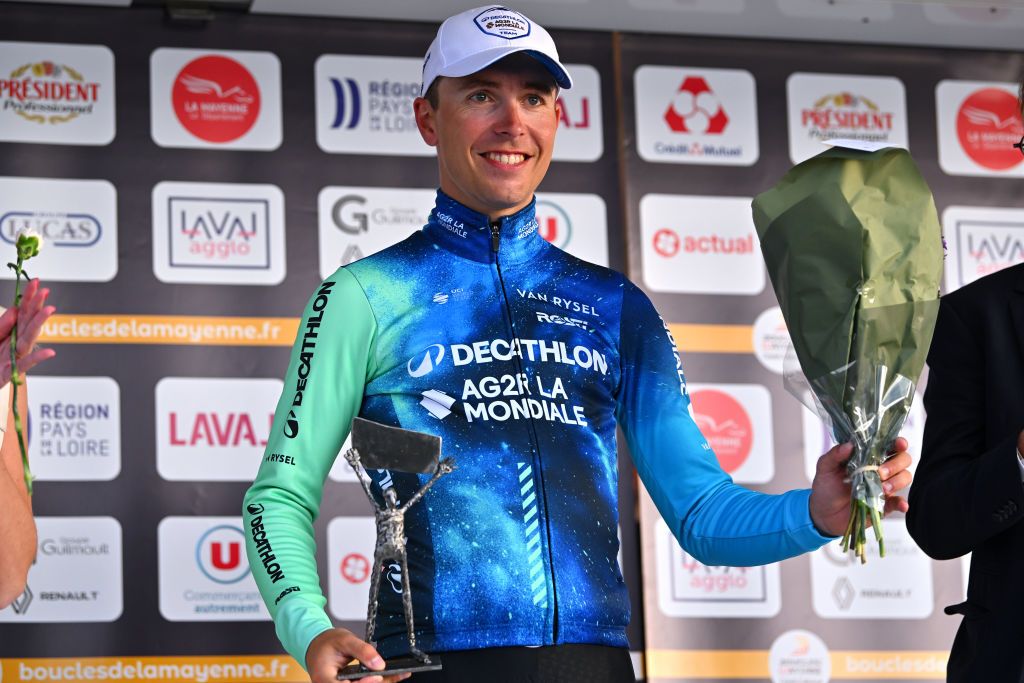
[
  {"x1": 664, "y1": 77, "x2": 728, "y2": 135},
  {"x1": 2, "y1": 60, "x2": 100, "y2": 126},
  {"x1": 195, "y1": 525, "x2": 249, "y2": 584},
  {"x1": 690, "y1": 389, "x2": 752, "y2": 473},
  {"x1": 172, "y1": 55, "x2": 260, "y2": 143},
  {"x1": 956, "y1": 87, "x2": 1024, "y2": 171}
]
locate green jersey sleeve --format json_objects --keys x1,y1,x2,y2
[{"x1": 242, "y1": 267, "x2": 377, "y2": 668}]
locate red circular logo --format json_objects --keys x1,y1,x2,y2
[
  {"x1": 340, "y1": 553, "x2": 370, "y2": 584},
  {"x1": 653, "y1": 228, "x2": 680, "y2": 258},
  {"x1": 690, "y1": 389, "x2": 753, "y2": 473},
  {"x1": 956, "y1": 88, "x2": 1024, "y2": 171},
  {"x1": 172, "y1": 55, "x2": 261, "y2": 143}
]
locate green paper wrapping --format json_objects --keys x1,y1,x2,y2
[{"x1": 752, "y1": 145, "x2": 943, "y2": 562}]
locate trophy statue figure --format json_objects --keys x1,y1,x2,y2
[{"x1": 337, "y1": 417, "x2": 455, "y2": 681}]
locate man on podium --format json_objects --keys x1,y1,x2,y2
[{"x1": 244, "y1": 7, "x2": 914, "y2": 683}]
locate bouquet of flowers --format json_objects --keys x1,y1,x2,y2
[{"x1": 752, "y1": 144, "x2": 943, "y2": 562}]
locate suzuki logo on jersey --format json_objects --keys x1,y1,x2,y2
[
  {"x1": 408, "y1": 344, "x2": 446, "y2": 378},
  {"x1": 330, "y1": 78, "x2": 360, "y2": 130},
  {"x1": 196, "y1": 525, "x2": 250, "y2": 584},
  {"x1": 665, "y1": 77, "x2": 729, "y2": 135},
  {"x1": 535, "y1": 200, "x2": 572, "y2": 249}
]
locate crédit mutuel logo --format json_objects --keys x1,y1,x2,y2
[
  {"x1": 0, "y1": 41, "x2": 115, "y2": 145},
  {"x1": 635, "y1": 65, "x2": 758, "y2": 166}
]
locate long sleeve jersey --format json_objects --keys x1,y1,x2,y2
[{"x1": 243, "y1": 191, "x2": 831, "y2": 667}]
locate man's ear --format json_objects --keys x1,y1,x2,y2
[{"x1": 414, "y1": 97, "x2": 439, "y2": 147}]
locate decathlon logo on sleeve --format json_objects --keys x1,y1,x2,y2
[
  {"x1": 0, "y1": 41, "x2": 115, "y2": 146},
  {"x1": 316, "y1": 55, "x2": 433, "y2": 156},
  {"x1": 0, "y1": 176, "x2": 118, "y2": 282},
  {"x1": 150, "y1": 48, "x2": 282, "y2": 151}
]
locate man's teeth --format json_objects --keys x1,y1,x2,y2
[{"x1": 486, "y1": 152, "x2": 525, "y2": 165}]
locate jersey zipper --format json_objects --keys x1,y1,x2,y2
[{"x1": 490, "y1": 219, "x2": 560, "y2": 644}]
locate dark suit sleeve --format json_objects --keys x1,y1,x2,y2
[{"x1": 906, "y1": 295, "x2": 1024, "y2": 560}]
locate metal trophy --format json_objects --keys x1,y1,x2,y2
[{"x1": 337, "y1": 417, "x2": 455, "y2": 681}]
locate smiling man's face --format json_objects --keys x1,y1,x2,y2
[{"x1": 415, "y1": 53, "x2": 561, "y2": 221}]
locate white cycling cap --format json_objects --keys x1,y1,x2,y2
[{"x1": 420, "y1": 5, "x2": 573, "y2": 97}]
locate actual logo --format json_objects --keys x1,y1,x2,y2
[
  {"x1": 639, "y1": 194, "x2": 764, "y2": 295},
  {"x1": 0, "y1": 41, "x2": 115, "y2": 145},
  {"x1": 152, "y1": 181, "x2": 286, "y2": 285},
  {"x1": 151, "y1": 48, "x2": 281, "y2": 150},
  {"x1": 635, "y1": 65, "x2": 759, "y2": 165},
  {"x1": 786, "y1": 73, "x2": 908, "y2": 164},
  {"x1": 0, "y1": 177, "x2": 118, "y2": 282},
  {"x1": 936, "y1": 80, "x2": 1024, "y2": 177}
]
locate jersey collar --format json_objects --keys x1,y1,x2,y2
[{"x1": 423, "y1": 190, "x2": 548, "y2": 265}]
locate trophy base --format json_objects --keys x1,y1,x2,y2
[{"x1": 337, "y1": 655, "x2": 442, "y2": 680}]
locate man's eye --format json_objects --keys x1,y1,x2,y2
[
  {"x1": 526, "y1": 95, "x2": 543, "y2": 106},
  {"x1": 470, "y1": 92, "x2": 488, "y2": 102}
]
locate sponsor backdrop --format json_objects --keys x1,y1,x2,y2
[{"x1": 1, "y1": 4, "x2": 1022, "y2": 683}]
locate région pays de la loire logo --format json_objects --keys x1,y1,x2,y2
[
  {"x1": 3, "y1": 60, "x2": 100, "y2": 126},
  {"x1": 664, "y1": 77, "x2": 728, "y2": 135},
  {"x1": 957, "y1": 87, "x2": 1024, "y2": 171},
  {"x1": 173, "y1": 55, "x2": 260, "y2": 143}
]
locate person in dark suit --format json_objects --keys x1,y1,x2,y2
[{"x1": 906, "y1": 88, "x2": 1024, "y2": 682}]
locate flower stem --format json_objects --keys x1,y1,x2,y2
[{"x1": 10, "y1": 255, "x2": 30, "y2": 496}]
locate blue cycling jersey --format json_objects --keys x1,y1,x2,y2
[{"x1": 243, "y1": 191, "x2": 831, "y2": 665}]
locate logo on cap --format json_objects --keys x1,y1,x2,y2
[{"x1": 474, "y1": 7, "x2": 532, "y2": 39}]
